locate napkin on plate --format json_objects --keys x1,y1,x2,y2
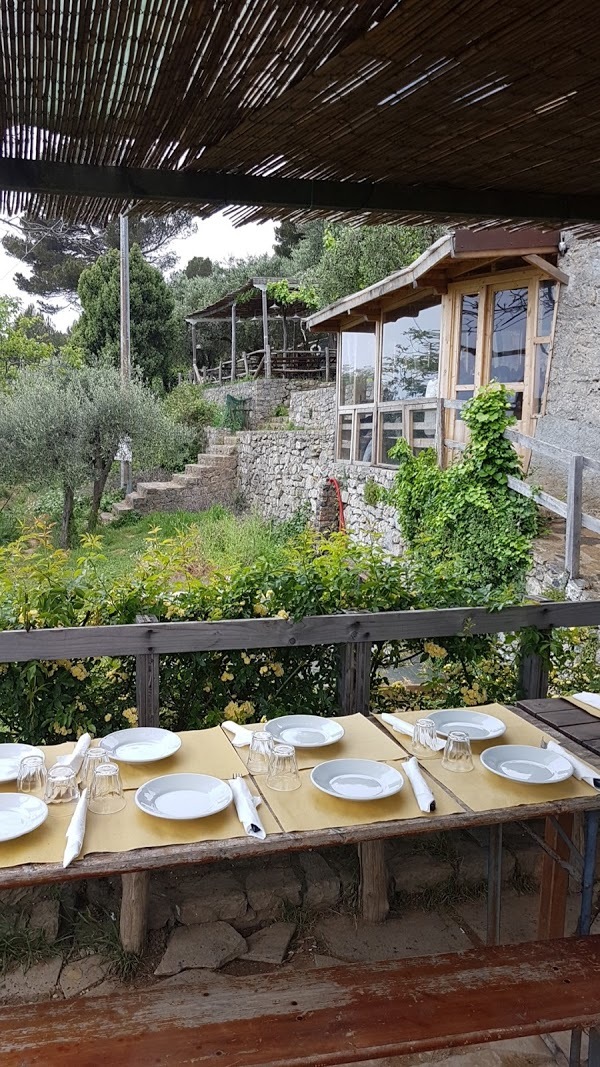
[
  {"x1": 402, "y1": 757, "x2": 436, "y2": 812},
  {"x1": 380, "y1": 713, "x2": 445, "y2": 751},
  {"x1": 544, "y1": 739, "x2": 600, "y2": 789},
  {"x1": 221, "y1": 721, "x2": 253, "y2": 747},
  {"x1": 228, "y1": 777, "x2": 266, "y2": 840},
  {"x1": 55, "y1": 732, "x2": 91, "y2": 775},
  {"x1": 63, "y1": 787, "x2": 89, "y2": 868},
  {"x1": 573, "y1": 692, "x2": 600, "y2": 712}
]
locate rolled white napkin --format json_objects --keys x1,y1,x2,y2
[
  {"x1": 63, "y1": 787, "x2": 89, "y2": 868},
  {"x1": 545, "y1": 739, "x2": 600, "y2": 789},
  {"x1": 221, "y1": 721, "x2": 253, "y2": 747},
  {"x1": 380, "y1": 713, "x2": 445, "y2": 751},
  {"x1": 402, "y1": 757, "x2": 436, "y2": 812},
  {"x1": 573, "y1": 692, "x2": 600, "y2": 712},
  {"x1": 55, "y1": 732, "x2": 91, "y2": 775},
  {"x1": 228, "y1": 777, "x2": 266, "y2": 840}
]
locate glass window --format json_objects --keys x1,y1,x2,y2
[
  {"x1": 537, "y1": 280, "x2": 557, "y2": 337},
  {"x1": 381, "y1": 304, "x2": 441, "y2": 401},
  {"x1": 490, "y1": 287, "x2": 527, "y2": 383},
  {"x1": 458, "y1": 294, "x2": 478, "y2": 385},
  {"x1": 380, "y1": 411, "x2": 403, "y2": 464},
  {"x1": 357, "y1": 413, "x2": 373, "y2": 462},
  {"x1": 340, "y1": 325, "x2": 376, "y2": 405},
  {"x1": 533, "y1": 342, "x2": 550, "y2": 414},
  {"x1": 338, "y1": 414, "x2": 352, "y2": 460},
  {"x1": 507, "y1": 391, "x2": 523, "y2": 420},
  {"x1": 456, "y1": 389, "x2": 474, "y2": 421},
  {"x1": 411, "y1": 408, "x2": 436, "y2": 452}
]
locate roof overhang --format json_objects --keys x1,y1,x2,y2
[{"x1": 185, "y1": 277, "x2": 305, "y2": 324}]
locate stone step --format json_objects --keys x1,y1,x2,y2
[
  {"x1": 173, "y1": 472, "x2": 202, "y2": 487},
  {"x1": 191, "y1": 454, "x2": 237, "y2": 469},
  {"x1": 99, "y1": 510, "x2": 117, "y2": 525},
  {"x1": 210, "y1": 444, "x2": 238, "y2": 455},
  {"x1": 136, "y1": 481, "x2": 185, "y2": 495},
  {"x1": 111, "y1": 499, "x2": 134, "y2": 517}
]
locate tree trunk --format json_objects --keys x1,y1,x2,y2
[
  {"x1": 60, "y1": 486, "x2": 75, "y2": 548},
  {"x1": 88, "y1": 460, "x2": 113, "y2": 532}
]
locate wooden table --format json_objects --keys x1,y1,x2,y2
[{"x1": 1, "y1": 710, "x2": 599, "y2": 1064}]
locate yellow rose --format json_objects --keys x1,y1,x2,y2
[
  {"x1": 272, "y1": 663, "x2": 284, "y2": 678},
  {"x1": 104, "y1": 713, "x2": 112, "y2": 722},
  {"x1": 253, "y1": 603, "x2": 268, "y2": 617},
  {"x1": 424, "y1": 641, "x2": 447, "y2": 659},
  {"x1": 276, "y1": 609, "x2": 289, "y2": 620},
  {"x1": 259, "y1": 665, "x2": 269, "y2": 675},
  {"x1": 241, "y1": 653, "x2": 251, "y2": 664},
  {"x1": 221, "y1": 671, "x2": 234, "y2": 682}
]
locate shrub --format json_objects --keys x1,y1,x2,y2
[{"x1": 163, "y1": 383, "x2": 222, "y2": 457}]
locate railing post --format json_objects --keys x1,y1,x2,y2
[
  {"x1": 338, "y1": 641, "x2": 371, "y2": 715},
  {"x1": 565, "y1": 453, "x2": 584, "y2": 579},
  {"x1": 135, "y1": 614, "x2": 160, "y2": 728},
  {"x1": 518, "y1": 627, "x2": 551, "y2": 699},
  {"x1": 324, "y1": 347, "x2": 330, "y2": 382}
]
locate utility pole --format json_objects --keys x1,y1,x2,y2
[{"x1": 119, "y1": 214, "x2": 133, "y2": 494}]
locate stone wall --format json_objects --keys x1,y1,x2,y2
[
  {"x1": 289, "y1": 384, "x2": 336, "y2": 429},
  {"x1": 203, "y1": 378, "x2": 321, "y2": 430},
  {"x1": 236, "y1": 428, "x2": 403, "y2": 553}
]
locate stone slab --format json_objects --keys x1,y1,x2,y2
[
  {"x1": 177, "y1": 872, "x2": 248, "y2": 926},
  {"x1": 314, "y1": 911, "x2": 471, "y2": 963},
  {"x1": 245, "y1": 922, "x2": 296, "y2": 965},
  {"x1": 154, "y1": 922, "x2": 247, "y2": 976},
  {"x1": 299, "y1": 852, "x2": 340, "y2": 909},
  {"x1": 0, "y1": 957, "x2": 63, "y2": 1004},
  {"x1": 59, "y1": 954, "x2": 112, "y2": 998},
  {"x1": 28, "y1": 898, "x2": 60, "y2": 942}
]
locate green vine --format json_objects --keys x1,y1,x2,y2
[{"x1": 266, "y1": 280, "x2": 319, "y2": 310}]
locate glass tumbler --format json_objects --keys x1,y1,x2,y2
[
  {"x1": 411, "y1": 717, "x2": 438, "y2": 758},
  {"x1": 441, "y1": 731, "x2": 474, "y2": 773},
  {"x1": 44, "y1": 765, "x2": 79, "y2": 815},
  {"x1": 79, "y1": 747, "x2": 111, "y2": 791},
  {"x1": 88, "y1": 761, "x2": 126, "y2": 814},
  {"x1": 246, "y1": 730, "x2": 274, "y2": 775},
  {"x1": 266, "y1": 743, "x2": 300, "y2": 791},
  {"x1": 17, "y1": 754, "x2": 47, "y2": 799}
]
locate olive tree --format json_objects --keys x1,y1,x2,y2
[{"x1": 0, "y1": 362, "x2": 191, "y2": 545}]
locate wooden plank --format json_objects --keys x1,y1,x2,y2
[
  {"x1": 537, "y1": 813, "x2": 574, "y2": 940},
  {"x1": 565, "y1": 453, "x2": 584, "y2": 578},
  {"x1": 2, "y1": 937, "x2": 600, "y2": 1066},
  {"x1": 518, "y1": 629, "x2": 550, "y2": 700},
  {"x1": 523, "y1": 253, "x2": 569, "y2": 286},
  {"x1": 506, "y1": 476, "x2": 569, "y2": 518},
  {"x1": 504, "y1": 428, "x2": 569, "y2": 464},
  {"x1": 581, "y1": 510, "x2": 600, "y2": 535},
  {"x1": 135, "y1": 614, "x2": 160, "y2": 728},
  {"x1": 120, "y1": 871, "x2": 149, "y2": 955},
  {"x1": 3, "y1": 603, "x2": 600, "y2": 664},
  {"x1": 358, "y1": 840, "x2": 389, "y2": 922}
]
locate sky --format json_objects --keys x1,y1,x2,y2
[{"x1": 0, "y1": 212, "x2": 277, "y2": 329}]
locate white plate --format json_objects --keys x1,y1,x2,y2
[
  {"x1": 0, "y1": 744, "x2": 44, "y2": 783},
  {"x1": 428, "y1": 709, "x2": 506, "y2": 741},
  {"x1": 100, "y1": 728, "x2": 181, "y2": 764},
  {"x1": 135, "y1": 773, "x2": 233, "y2": 820},
  {"x1": 265, "y1": 715, "x2": 344, "y2": 749},
  {"x1": 480, "y1": 744, "x2": 574, "y2": 784},
  {"x1": 0, "y1": 794, "x2": 48, "y2": 842},
  {"x1": 310, "y1": 759, "x2": 403, "y2": 801}
]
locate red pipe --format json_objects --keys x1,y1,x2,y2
[{"x1": 326, "y1": 477, "x2": 346, "y2": 532}]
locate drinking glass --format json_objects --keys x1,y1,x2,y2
[
  {"x1": 88, "y1": 761, "x2": 126, "y2": 814},
  {"x1": 17, "y1": 754, "x2": 47, "y2": 799},
  {"x1": 246, "y1": 730, "x2": 274, "y2": 775},
  {"x1": 411, "y1": 717, "x2": 438, "y2": 758},
  {"x1": 79, "y1": 747, "x2": 111, "y2": 791},
  {"x1": 44, "y1": 765, "x2": 79, "y2": 815},
  {"x1": 441, "y1": 731, "x2": 474, "y2": 773},
  {"x1": 266, "y1": 743, "x2": 300, "y2": 791}
]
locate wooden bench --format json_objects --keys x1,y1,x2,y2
[{"x1": 2, "y1": 936, "x2": 599, "y2": 1066}]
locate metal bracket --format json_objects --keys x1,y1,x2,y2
[{"x1": 516, "y1": 820, "x2": 582, "y2": 880}]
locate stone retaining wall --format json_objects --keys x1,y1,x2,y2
[
  {"x1": 203, "y1": 379, "x2": 321, "y2": 429},
  {"x1": 289, "y1": 384, "x2": 336, "y2": 429}
]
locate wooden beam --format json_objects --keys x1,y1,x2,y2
[
  {"x1": 3, "y1": 160, "x2": 600, "y2": 229},
  {"x1": 523, "y1": 254, "x2": 569, "y2": 285}
]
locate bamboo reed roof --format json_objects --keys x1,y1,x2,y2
[
  {"x1": 3, "y1": 2, "x2": 600, "y2": 233},
  {"x1": 186, "y1": 278, "x2": 308, "y2": 322}
]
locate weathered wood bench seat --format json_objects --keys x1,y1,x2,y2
[{"x1": 1, "y1": 936, "x2": 599, "y2": 1066}]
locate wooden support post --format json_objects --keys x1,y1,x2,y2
[
  {"x1": 231, "y1": 301, "x2": 237, "y2": 381},
  {"x1": 135, "y1": 615, "x2": 160, "y2": 729},
  {"x1": 519, "y1": 628, "x2": 550, "y2": 700},
  {"x1": 120, "y1": 871, "x2": 150, "y2": 955},
  {"x1": 537, "y1": 813, "x2": 574, "y2": 940},
  {"x1": 260, "y1": 285, "x2": 271, "y2": 379},
  {"x1": 190, "y1": 322, "x2": 197, "y2": 377},
  {"x1": 565, "y1": 453, "x2": 584, "y2": 578},
  {"x1": 218, "y1": 362, "x2": 223, "y2": 383},
  {"x1": 338, "y1": 641, "x2": 372, "y2": 715},
  {"x1": 358, "y1": 840, "x2": 389, "y2": 922}
]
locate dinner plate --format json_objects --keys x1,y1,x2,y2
[
  {"x1": 135, "y1": 773, "x2": 233, "y2": 820},
  {"x1": 480, "y1": 744, "x2": 574, "y2": 784},
  {"x1": 100, "y1": 727, "x2": 181, "y2": 764},
  {"x1": 265, "y1": 715, "x2": 344, "y2": 749},
  {"x1": 427, "y1": 709, "x2": 506, "y2": 741},
  {"x1": 310, "y1": 759, "x2": 403, "y2": 801},
  {"x1": 0, "y1": 743, "x2": 44, "y2": 783},
  {"x1": 0, "y1": 794, "x2": 48, "y2": 842}
]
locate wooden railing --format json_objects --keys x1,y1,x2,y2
[
  {"x1": 443, "y1": 401, "x2": 600, "y2": 580},
  {"x1": 197, "y1": 348, "x2": 333, "y2": 384},
  {"x1": 2, "y1": 602, "x2": 600, "y2": 723}
]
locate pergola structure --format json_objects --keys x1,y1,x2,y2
[
  {"x1": 2, "y1": 2, "x2": 600, "y2": 236},
  {"x1": 185, "y1": 277, "x2": 321, "y2": 382}
]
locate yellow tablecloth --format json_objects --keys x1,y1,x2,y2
[{"x1": 229, "y1": 714, "x2": 404, "y2": 770}]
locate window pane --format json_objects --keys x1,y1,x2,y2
[
  {"x1": 533, "y1": 342, "x2": 550, "y2": 414},
  {"x1": 411, "y1": 408, "x2": 436, "y2": 452},
  {"x1": 537, "y1": 280, "x2": 557, "y2": 337},
  {"x1": 381, "y1": 304, "x2": 441, "y2": 401},
  {"x1": 357, "y1": 413, "x2": 373, "y2": 462},
  {"x1": 458, "y1": 294, "x2": 478, "y2": 385},
  {"x1": 456, "y1": 389, "x2": 474, "y2": 422},
  {"x1": 340, "y1": 325, "x2": 376, "y2": 405},
  {"x1": 380, "y1": 410, "x2": 403, "y2": 464},
  {"x1": 491, "y1": 288, "x2": 527, "y2": 383},
  {"x1": 338, "y1": 414, "x2": 352, "y2": 460},
  {"x1": 507, "y1": 391, "x2": 523, "y2": 421}
]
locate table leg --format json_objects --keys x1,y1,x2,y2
[
  {"x1": 537, "y1": 814, "x2": 574, "y2": 940},
  {"x1": 120, "y1": 871, "x2": 150, "y2": 954},
  {"x1": 570, "y1": 809, "x2": 599, "y2": 1067},
  {"x1": 358, "y1": 841, "x2": 389, "y2": 923},
  {"x1": 486, "y1": 825, "x2": 502, "y2": 945}
]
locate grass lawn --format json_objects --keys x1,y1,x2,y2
[{"x1": 70, "y1": 507, "x2": 291, "y2": 579}]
